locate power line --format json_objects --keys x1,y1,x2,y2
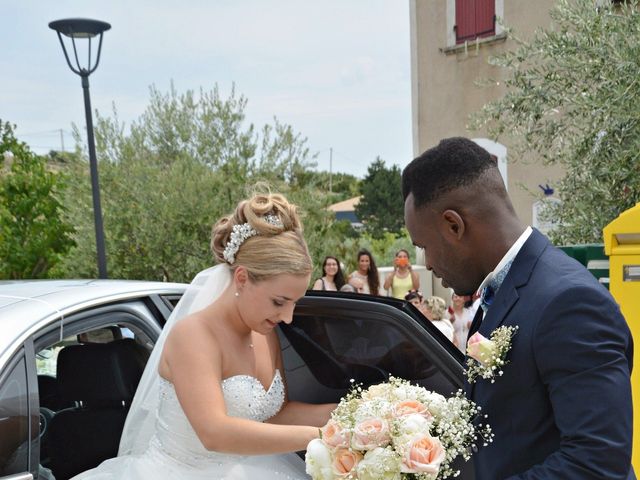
[{"x1": 17, "y1": 129, "x2": 72, "y2": 137}]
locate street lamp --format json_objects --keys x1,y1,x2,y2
[{"x1": 49, "y1": 18, "x2": 111, "y2": 279}]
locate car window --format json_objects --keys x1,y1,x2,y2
[
  {"x1": 0, "y1": 356, "x2": 29, "y2": 476},
  {"x1": 281, "y1": 301, "x2": 462, "y2": 405},
  {"x1": 160, "y1": 294, "x2": 181, "y2": 310},
  {"x1": 36, "y1": 325, "x2": 152, "y2": 379}
]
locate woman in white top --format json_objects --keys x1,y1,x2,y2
[
  {"x1": 448, "y1": 293, "x2": 478, "y2": 353},
  {"x1": 347, "y1": 248, "x2": 380, "y2": 295}
]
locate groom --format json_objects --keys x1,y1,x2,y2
[{"x1": 402, "y1": 137, "x2": 634, "y2": 479}]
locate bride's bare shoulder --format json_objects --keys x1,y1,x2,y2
[
  {"x1": 159, "y1": 310, "x2": 224, "y2": 380},
  {"x1": 165, "y1": 310, "x2": 222, "y2": 354}
]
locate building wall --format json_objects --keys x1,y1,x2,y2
[
  {"x1": 409, "y1": 0, "x2": 563, "y2": 298},
  {"x1": 410, "y1": 0, "x2": 563, "y2": 226}
]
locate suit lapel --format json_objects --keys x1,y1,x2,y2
[
  {"x1": 478, "y1": 280, "x2": 519, "y2": 337},
  {"x1": 464, "y1": 229, "x2": 550, "y2": 399},
  {"x1": 480, "y1": 230, "x2": 549, "y2": 335}
]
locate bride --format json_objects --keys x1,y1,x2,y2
[{"x1": 72, "y1": 192, "x2": 335, "y2": 479}]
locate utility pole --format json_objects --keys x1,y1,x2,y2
[
  {"x1": 329, "y1": 147, "x2": 333, "y2": 194},
  {"x1": 59, "y1": 129, "x2": 65, "y2": 152}
]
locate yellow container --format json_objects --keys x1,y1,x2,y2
[{"x1": 603, "y1": 202, "x2": 640, "y2": 470}]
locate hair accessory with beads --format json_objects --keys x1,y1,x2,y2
[{"x1": 223, "y1": 214, "x2": 283, "y2": 264}]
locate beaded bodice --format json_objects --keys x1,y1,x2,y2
[
  {"x1": 219, "y1": 371, "x2": 285, "y2": 421},
  {"x1": 150, "y1": 371, "x2": 285, "y2": 465}
]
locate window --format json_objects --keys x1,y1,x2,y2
[
  {"x1": 0, "y1": 356, "x2": 30, "y2": 476},
  {"x1": 471, "y1": 138, "x2": 508, "y2": 189},
  {"x1": 280, "y1": 299, "x2": 462, "y2": 404},
  {"x1": 455, "y1": 0, "x2": 495, "y2": 44}
]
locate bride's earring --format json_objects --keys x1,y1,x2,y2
[{"x1": 235, "y1": 292, "x2": 239, "y2": 297}]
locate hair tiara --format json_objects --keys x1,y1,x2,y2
[{"x1": 223, "y1": 214, "x2": 283, "y2": 264}]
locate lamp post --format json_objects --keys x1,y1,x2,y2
[{"x1": 49, "y1": 18, "x2": 111, "y2": 279}]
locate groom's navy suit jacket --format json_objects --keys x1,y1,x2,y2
[{"x1": 465, "y1": 229, "x2": 635, "y2": 480}]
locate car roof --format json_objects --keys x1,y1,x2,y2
[{"x1": 0, "y1": 279, "x2": 186, "y2": 361}]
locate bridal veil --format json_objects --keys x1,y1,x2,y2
[{"x1": 118, "y1": 264, "x2": 231, "y2": 455}]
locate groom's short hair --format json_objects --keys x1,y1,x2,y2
[{"x1": 402, "y1": 137, "x2": 496, "y2": 209}]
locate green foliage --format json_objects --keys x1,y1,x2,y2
[
  {"x1": 367, "y1": 229, "x2": 415, "y2": 268},
  {"x1": 56, "y1": 84, "x2": 347, "y2": 282},
  {"x1": 296, "y1": 170, "x2": 361, "y2": 200},
  {"x1": 471, "y1": 0, "x2": 640, "y2": 244},
  {"x1": 53, "y1": 152, "x2": 221, "y2": 281},
  {"x1": 0, "y1": 120, "x2": 75, "y2": 278},
  {"x1": 355, "y1": 157, "x2": 404, "y2": 238}
]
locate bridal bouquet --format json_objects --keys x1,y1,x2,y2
[{"x1": 305, "y1": 377, "x2": 492, "y2": 480}]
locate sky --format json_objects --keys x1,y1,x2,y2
[{"x1": 1, "y1": 1, "x2": 412, "y2": 179}]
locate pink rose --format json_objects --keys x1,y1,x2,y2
[
  {"x1": 352, "y1": 417, "x2": 391, "y2": 450},
  {"x1": 400, "y1": 434, "x2": 446, "y2": 475},
  {"x1": 332, "y1": 448, "x2": 363, "y2": 477},
  {"x1": 392, "y1": 399, "x2": 433, "y2": 421},
  {"x1": 466, "y1": 332, "x2": 496, "y2": 366},
  {"x1": 321, "y1": 420, "x2": 351, "y2": 449}
]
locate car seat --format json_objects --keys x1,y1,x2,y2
[{"x1": 47, "y1": 339, "x2": 149, "y2": 480}]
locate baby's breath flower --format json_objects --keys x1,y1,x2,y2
[{"x1": 465, "y1": 325, "x2": 518, "y2": 384}]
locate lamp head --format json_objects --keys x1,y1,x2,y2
[
  {"x1": 48, "y1": 18, "x2": 111, "y2": 38},
  {"x1": 49, "y1": 18, "x2": 110, "y2": 77}
]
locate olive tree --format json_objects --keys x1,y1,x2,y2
[
  {"x1": 471, "y1": 0, "x2": 640, "y2": 244},
  {"x1": 55, "y1": 84, "x2": 346, "y2": 282}
]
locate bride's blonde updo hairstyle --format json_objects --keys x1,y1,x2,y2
[{"x1": 211, "y1": 192, "x2": 312, "y2": 282}]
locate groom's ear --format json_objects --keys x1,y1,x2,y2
[{"x1": 441, "y1": 209, "x2": 465, "y2": 242}]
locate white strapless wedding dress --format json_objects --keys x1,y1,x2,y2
[{"x1": 72, "y1": 370, "x2": 308, "y2": 479}]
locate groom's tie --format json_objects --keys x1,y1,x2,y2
[
  {"x1": 467, "y1": 258, "x2": 515, "y2": 340},
  {"x1": 479, "y1": 285, "x2": 495, "y2": 314}
]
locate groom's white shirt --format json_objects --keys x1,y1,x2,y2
[{"x1": 476, "y1": 226, "x2": 532, "y2": 320}]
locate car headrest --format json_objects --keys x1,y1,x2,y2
[{"x1": 56, "y1": 339, "x2": 149, "y2": 405}]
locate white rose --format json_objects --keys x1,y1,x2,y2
[
  {"x1": 363, "y1": 383, "x2": 393, "y2": 400},
  {"x1": 423, "y1": 392, "x2": 447, "y2": 417},
  {"x1": 399, "y1": 413, "x2": 431, "y2": 435},
  {"x1": 423, "y1": 391, "x2": 446, "y2": 405},
  {"x1": 305, "y1": 439, "x2": 333, "y2": 480},
  {"x1": 393, "y1": 386, "x2": 409, "y2": 400},
  {"x1": 356, "y1": 447, "x2": 401, "y2": 480},
  {"x1": 394, "y1": 413, "x2": 432, "y2": 448}
]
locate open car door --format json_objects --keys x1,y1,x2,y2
[{"x1": 281, "y1": 291, "x2": 474, "y2": 479}]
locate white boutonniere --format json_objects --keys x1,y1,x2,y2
[{"x1": 466, "y1": 326, "x2": 518, "y2": 384}]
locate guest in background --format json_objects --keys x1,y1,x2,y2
[
  {"x1": 339, "y1": 283, "x2": 357, "y2": 293},
  {"x1": 423, "y1": 296, "x2": 454, "y2": 342},
  {"x1": 448, "y1": 292, "x2": 476, "y2": 352},
  {"x1": 347, "y1": 248, "x2": 380, "y2": 295},
  {"x1": 383, "y1": 249, "x2": 420, "y2": 299},
  {"x1": 404, "y1": 289, "x2": 427, "y2": 316},
  {"x1": 312, "y1": 256, "x2": 345, "y2": 291}
]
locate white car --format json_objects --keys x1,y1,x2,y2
[
  {"x1": 0, "y1": 280, "x2": 468, "y2": 480},
  {"x1": 0, "y1": 280, "x2": 185, "y2": 480}
]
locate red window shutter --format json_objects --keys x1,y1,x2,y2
[
  {"x1": 455, "y1": 0, "x2": 477, "y2": 43},
  {"x1": 476, "y1": 0, "x2": 495, "y2": 38},
  {"x1": 455, "y1": 0, "x2": 495, "y2": 44}
]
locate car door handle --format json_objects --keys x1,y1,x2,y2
[{"x1": 2, "y1": 473, "x2": 33, "y2": 480}]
